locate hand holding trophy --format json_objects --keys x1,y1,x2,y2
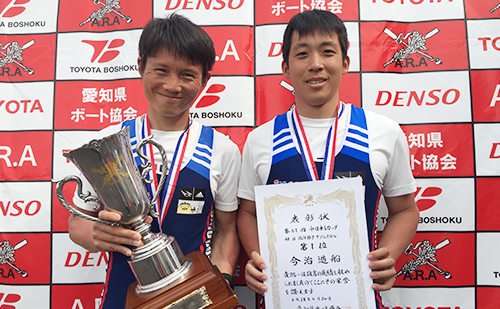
[{"x1": 56, "y1": 127, "x2": 238, "y2": 309}]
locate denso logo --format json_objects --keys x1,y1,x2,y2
[
  {"x1": 82, "y1": 39, "x2": 125, "y2": 63},
  {"x1": 0, "y1": 99, "x2": 43, "y2": 114},
  {"x1": 490, "y1": 143, "x2": 500, "y2": 159},
  {"x1": 0, "y1": 0, "x2": 30, "y2": 18},
  {"x1": 268, "y1": 42, "x2": 282, "y2": 57},
  {"x1": 375, "y1": 89, "x2": 460, "y2": 106},
  {"x1": 0, "y1": 145, "x2": 37, "y2": 167},
  {"x1": 165, "y1": 0, "x2": 244, "y2": 10},
  {"x1": 0, "y1": 200, "x2": 41, "y2": 216},
  {"x1": 414, "y1": 186, "x2": 442, "y2": 211},
  {"x1": 478, "y1": 37, "x2": 500, "y2": 51},
  {"x1": 0, "y1": 293, "x2": 21, "y2": 307},
  {"x1": 64, "y1": 251, "x2": 108, "y2": 267}
]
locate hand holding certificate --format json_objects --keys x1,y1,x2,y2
[{"x1": 255, "y1": 177, "x2": 376, "y2": 309}]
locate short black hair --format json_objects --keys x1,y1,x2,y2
[
  {"x1": 282, "y1": 10, "x2": 348, "y2": 65},
  {"x1": 138, "y1": 14, "x2": 215, "y2": 81}
]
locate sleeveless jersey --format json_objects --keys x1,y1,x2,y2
[
  {"x1": 267, "y1": 105, "x2": 384, "y2": 308},
  {"x1": 98, "y1": 118, "x2": 216, "y2": 309}
]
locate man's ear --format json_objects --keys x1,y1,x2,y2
[
  {"x1": 137, "y1": 57, "x2": 143, "y2": 76},
  {"x1": 342, "y1": 55, "x2": 350, "y2": 75},
  {"x1": 202, "y1": 71, "x2": 212, "y2": 88},
  {"x1": 282, "y1": 60, "x2": 290, "y2": 79}
]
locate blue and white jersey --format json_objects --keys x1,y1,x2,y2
[{"x1": 265, "y1": 105, "x2": 386, "y2": 309}]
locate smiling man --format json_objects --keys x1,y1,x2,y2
[
  {"x1": 237, "y1": 10, "x2": 419, "y2": 308},
  {"x1": 67, "y1": 14, "x2": 241, "y2": 308}
]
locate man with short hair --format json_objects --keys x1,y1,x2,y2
[
  {"x1": 237, "y1": 10, "x2": 419, "y2": 308},
  {"x1": 68, "y1": 14, "x2": 241, "y2": 308}
]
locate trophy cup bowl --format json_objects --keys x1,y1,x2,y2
[
  {"x1": 56, "y1": 127, "x2": 238, "y2": 308},
  {"x1": 56, "y1": 127, "x2": 192, "y2": 294}
]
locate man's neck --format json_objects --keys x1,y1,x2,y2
[
  {"x1": 147, "y1": 112, "x2": 190, "y2": 131},
  {"x1": 295, "y1": 100, "x2": 339, "y2": 119}
]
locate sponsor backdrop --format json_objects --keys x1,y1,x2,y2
[{"x1": 0, "y1": 0, "x2": 499, "y2": 308}]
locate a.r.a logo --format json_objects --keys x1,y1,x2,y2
[
  {"x1": 0, "y1": 40, "x2": 35, "y2": 76},
  {"x1": 80, "y1": 0, "x2": 132, "y2": 27},
  {"x1": 491, "y1": 2, "x2": 500, "y2": 13},
  {"x1": 0, "y1": 239, "x2": 28, "y2": 279},
  {"x1": 383, "y1": 27, "x2": 442, "y2": 69},
  {"x1": 396, "y1": 238, "x2": 452, "y2": 281}
]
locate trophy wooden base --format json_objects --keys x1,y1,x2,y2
[{"x1": 125, "y1": 250, "x2": 238, "y2": 309}]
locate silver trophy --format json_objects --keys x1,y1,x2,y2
[{"x1": 56, "y1": 127, "x2": 193, "y2": 294}]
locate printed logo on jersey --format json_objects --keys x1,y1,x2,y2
[
  {"x1": 177, "y1": 187, "x2": 206, "y2": 214},
  {"x1": 0, "y1": 39, "x2": 34, "y2": 75},
  {"x1": 0, "y1": 0, "x2": 29, "y2": 18},
  {"x1": 335, "y1": 171, "x2": 366, "y2": 185},
  {"x1": 0, "y1": 239, "x2": 28, "y2": 279},
  {"x1": 79, "y1": 0, "x2": 132, "y2": 27}
]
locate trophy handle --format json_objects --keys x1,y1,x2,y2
[
  {"x1": 136, "y1": 136, "x2": 169, "y2": 218},
  {"x1": 56, "y1": 175, "x2": 120, "y2": 226}
]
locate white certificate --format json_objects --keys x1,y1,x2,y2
[{"x1": 255, "y1": 177, "x2": 376, "y2": 309}]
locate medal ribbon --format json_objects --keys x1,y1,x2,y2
[
  {"x1": 139, "y1": 115, "x2": 191, "y2": 226},
  {"x1": 290, "y1": 102, "x2": 343, "y2": 181}
]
